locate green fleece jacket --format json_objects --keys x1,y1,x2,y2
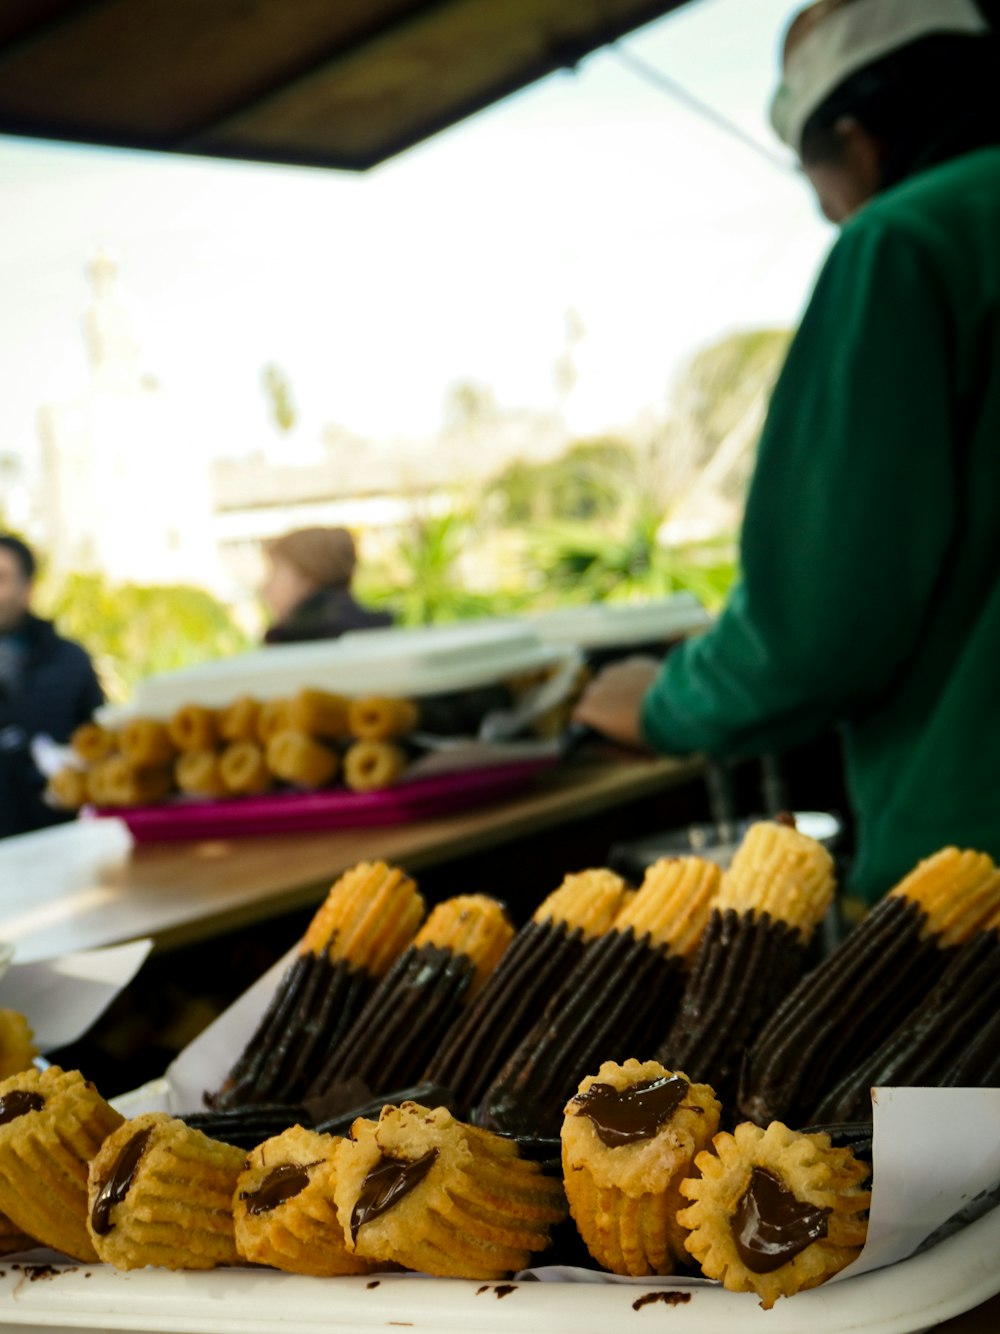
[{"x1": 642, "y1": 147, "x2": 1000, "y2": 902}]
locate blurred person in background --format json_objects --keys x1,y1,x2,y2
[
  {"x1": 575, "y1": 0, "x2": 1000, "y2": 904},
  {"x1": 261, "y1": 526, "x2": 394, "y2": 644},
  {"x1": 0, "y1": 534, "x2": 104, "y2": 837}
]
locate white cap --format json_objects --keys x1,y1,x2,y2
[{"x1": 771, "y1": 0, "x2": 990, "y2": 153}]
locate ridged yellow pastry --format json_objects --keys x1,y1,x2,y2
[
  {"x1": 412, "y1": 895, "x2": 514, "y2": 998},
  {"x1": 347, "y1": 696, "x2": 419, "y2": 741},
  {"x1": 615, "y1": 857, "x2": 721, "y2": 960},
  {"x1": 678, "y1": 1120, "x2": 870, "y2": 1308},
  {"x1": 532, "y1": 868, "x2": 630, "y2": 940},
  {"x1": 716, "y1": 821, "x2": 835, "y2": 938},
  {"x1": 256, "y1": 698, "x2": 292, "y2": 745},
  {"x1": 218, "y1": 696, "x2": 261, "y2": 744},
  {"x1": 233, "y1": 1126, "x2": 373, "y2": 1276},
  {"x1": 288, "y1": 688, "x2": 351, "y2": 741},
  {"x1": 343, "y1": 740, "x2": 407, "y2": 792},
  {"x1": 87, "y1": 1113, "x2": 244, "y2": 1270},
  {"x1": 47, "y1": 765, "x2": 90, "y2": 811},
  {"x1": 334, "y1": 1102, "x2": 566, "y2": 1278},
  {"x1": 303, "y1": 861, "x2": 425, "y2": 974},
  {"x1": 70, "y1": 721, "x2": 116, "y2": 764},
  {"x1": 889, "y1": 846, "x2": 1000, "y2": 946},
  {"x1": 0, "y1": 1209, "x2": 34, "y2": 1256},
  {"x1": 0, "y1": 1011, "x2": 38, "y2": 1081},
  {"x1": 175, "y1": 750, "x2": 228, "y2": 799},
  {"x1": 0, "y1": 1066, "x2": 124, "y2": 1261},
  {"x1": 219, "y1": 741, "x2": 272, "y2": 796},
  {"x1": 266, "y1": 730, "x2": 339, "y2": 789},
  {"x1": 118, "y1": 718, "x2": 176, "y2": 770},
  {"x1": 168, "y1": 703, "x2": 218, "y2": 753},
  {"x1": 562, "y1": 1059, "x2": 721, "y2": 1275}
]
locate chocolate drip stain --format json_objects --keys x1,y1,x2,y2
[
  {"x1": 0, "y1": 1091, "x2": 44, "y2": 1124},
  {"x1": 733, "y1": 1168, "x2": 829, "y2": 1273},
  {"x1": 240, "y1": 1163, "x2": 312, "y2": 1215},
  {"x1": 572, "y1": 1076, "x2": 689, "y2": 1147},
  {"x1": 632, "y1": 1291, "x2": 691, "y2": 1309},
  {"x1": 350, "y1": 1149, "x2": 438, "y2": 1242},
  {"x1": 91, "y1": 1129, "x2": 152, "y2": 1236}
]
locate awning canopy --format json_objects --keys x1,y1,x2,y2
[{"x1": 0, "y1": 0, "x2": 695, "y2": 171}]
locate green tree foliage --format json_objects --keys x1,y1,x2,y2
[
  {"x1": 488, "y1": 437, "x2": 636, "y2": 526},
  {"x1": 36, "y1": 573, "x2": 250, "y2": 702}
]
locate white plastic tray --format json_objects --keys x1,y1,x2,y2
[
  {"x1": 0, "y1": 1200, "x2": 997, "y2": 1334},
  {"x1": 525, "y1": 594, "x2": 712, "y2": 648},
  {"x1": 97, "y1": 622, "x2": 566, "y2": 724}
]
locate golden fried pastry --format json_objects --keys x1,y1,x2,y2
[
  {"x1": 308, "y1": 895, "x2": 514, "y2": 1097},
  {"x1": 88, "y1": 1112, "x2": 244, "y2": 1270},
  {"x1": 425, "y1": 869, "x2": 631, "y2": 1118},
  {"x1": 218, "y1": 696, "x2": 262, "y2": 744},
  {"x1": 255, "y1": 699, "x2": 292, "y2": 745},
  {"x1": 0, "y1": 1010, "x2": 38, "y2": 1081},
  {"x1": 479, "y1": 858, "x2": 719, "y2": 1137},
  {"x1": 85, "y1": 757, "x2": 118, "y2": 807},
  {"x1": 334, "y1": 1102, "x2": 565, "y2": 1278},
  {"x1": 99, "y1": 756, "x2": 173, "y2": 808},
  {"x1": 213, "y1": 862, "x2": 425, "y2": 1106},
  {"x1": 678, "y1": 1119, "x2": 869, "y2": 1308},
  {"x1": 168, "y1": 703, "x2": 218, "y2": 753},
  {"x1": 0, "y1": 1210, "x2": 34, "y2": 1257},
  {"x1": 219, "y1": 740, "x2": 272, "y2": 796},
  {"x1": 343, "y1": 740, "x2": 408, "y2": 793},
  {"x1": 288, "y1": 688, "x2": 351, "y2": 741},
  {"x1": 175, "y1": 750, "x2": 228, "y2": 799},
  {"x1": 70, "y1": 721, "x2": 117, "y2": 765},
  {"x1": 118, "y1": 718, "x2": 176, "y2": 769},
  {"x1": 347, "y1": 696, "x2": 419, "y2": 741},
  {"x1": 740, "y1": 845, "x2": 1000, "y2": 1127},
  {"x1": 0, "y1": 1066, "x2": 124, "y2": 1261},
  {"x1": 233, "y1": 1125, "x2": 373, "y2": 1276},
  {"x1": 659, "y1": 821, "x2": 835, "y2": 1112},
  {"x1": 266, "y1": 730, "x2": 339, "y2": 789},
  {"x1": 46, "y1": 765, "x2": 90, "y2": 811},
  {"x1": 562, "y1": 1059, "x2": 721, "y2": 1275}
]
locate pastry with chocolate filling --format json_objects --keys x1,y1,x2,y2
[
  {"x1": 478, "y1": 856, "x2": 719, "y2": 1137},
  {"x1": 233, "y1": 1125, "x2": 373, "y2": 1275},
  {"x1": 347, "y1": 696, "x2": 419, "y2": 741},
  {"x1": 211, "y1": 862, "x2": 425, "y2": 1107},
  {"x1": 70, "y1": 720, "x2": 117, "y2": 764},
  {"x1": 308, "y1": 895, "x2": 514, "y2": 1098},
  {"x1": 0, "y1": 1210, "x2": 35, "y2": 1257},
  {"x1": 0, "y1": 1066, "x2": 124, "y2": 1261},
  {"x1": 97, "y1": 755, "x2": 173, "y2": 808},
  {"x1": 423, "y1": 869, "x2": 631, "y2": 1116},
  {"x1": 219, "y1": 740, "x2": 272, "y2": 796},
  {"x1": 334, "y1": 1101, "x2": 566, "y2": 1278},
  {"x1": 561, "y1": 1059, "x2": 720, "y2": 1275},
  {"x1": 657, "y1": 819, "x2": 836, "y2": 1113},
  {"x1": 343, "y1": 740, "x2": 408, "y2": 793},
  {"x1": 0, "y1": 1009, "x2": 38, "y2": 1081},
  {"x1": 168, "y1": 704, "x2": 218, "y2": 753},
  {"x1": 265, "y1": 729, "x2": 339, "y2": 789},
  {"x1": 740, "y1": 846, "x2": 1000, "y2": 1127},
  {"x1": 815, "y1": 900, "x2": 1000, "y2": 1123},
  {"x1": 175, "y1": 750, "x2": 228, "y2": 799},
  {"x1": 118, "y1": 717, "x2": 176, "y2": 769},
  {"x1": 218, "y1": 696, "x2": 262, "y2": 744},
  {"x1": 46, "y1": 765, "x2": 91, "y2": 811},
  {"x1": 678, "y1": 1120, "x2": 869, "y2": 1308},
  {"x1": 288, "y1": 688, "x2": 351, "y2": 741},
  {"x1": 87, "y1": 1113, "x2": 244, "y2": 1270}
]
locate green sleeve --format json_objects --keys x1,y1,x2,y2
[{"x1": 642, "y1": 214, "x2": 956, "y2": 758}]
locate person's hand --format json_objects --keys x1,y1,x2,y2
[{"x1": 573, "y1": 656, "x2": 661, "y2": 750}]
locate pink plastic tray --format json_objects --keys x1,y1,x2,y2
[{"x1": 89, "y1": 760, "x2": 553, "y2": 843}]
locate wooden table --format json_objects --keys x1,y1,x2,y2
[{"x1": 0, "y1": 756, "x2": 701, "y2": 963}]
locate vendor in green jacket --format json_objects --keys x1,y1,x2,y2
[{"x1": 575, "y1": 0, "x2": 1000, "y2": 903}]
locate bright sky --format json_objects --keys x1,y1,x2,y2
[{"x1": 0, "y1": 0, "x2": 833, "y2": 473}]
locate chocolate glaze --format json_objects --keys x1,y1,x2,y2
[
  {"x1": 91, "y1": 1128, "x2": 152, "y2": 1236},
  {"x1": 240, "y1": 1163, "x2": 312, "y2": 1215},
  {"x1": 572, "y1": 1076, "x2": 689, "y2": 1147},
  {"x1": 350, "y1": 1149, "x2": 438, "y2": 1243},
  {"x1": 0, "y1": 1091, "x2": 44, "y2": 1124},
  {"x1": 733, "y1": 1168, "x2": 829, "y2": 1273}
]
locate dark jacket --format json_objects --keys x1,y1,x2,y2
[
  {"x1": 264, "y1": 587, "x2": 394, "y2": 645},
  {"x1": 0, "y1": 613, "x2": 104, "y2": 839}
]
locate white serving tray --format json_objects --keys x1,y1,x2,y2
[
  {"x1": 97, "y1": 622, "x2": 568, "y2": 724},
  {"x1": 525, "y1": 594, "x2": 712, "y2": 649},
  {"x1": 0, "y1": 1199, "x2": 997, "y2": 1334}
]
